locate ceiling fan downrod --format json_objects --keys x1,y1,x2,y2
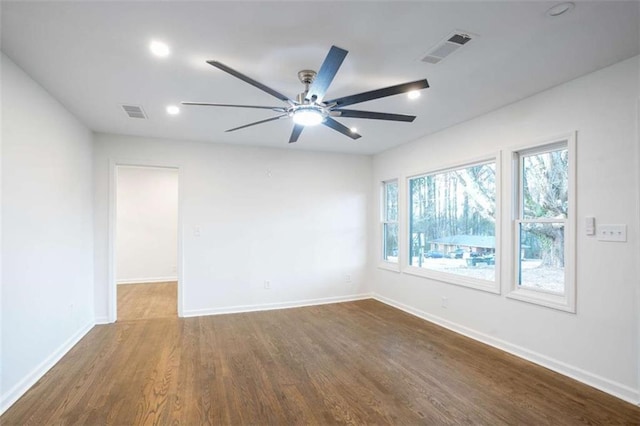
[{"x1": 297, "y1": 70, "x2": 317, "y2": 104}]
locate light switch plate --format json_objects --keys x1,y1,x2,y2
[
  {"x1": 596, "y1": 224, "x2": 626, "y2": 242},
  {"x1": 584, "y1": 216, "x2": 595, "y2": 236}
]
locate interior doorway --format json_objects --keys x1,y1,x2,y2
[{"x1": 114, "y1": 165, "x2": 180, "y2": 321}]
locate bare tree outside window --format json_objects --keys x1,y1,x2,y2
[
  {"x1": 408, "y1": 161, "x2": 496, "y2": 283},
  {"x1": 517, "y1": 145, "x2": 568, "y2": 294},
  {"x1": 382, "y1": 180, "x2": 398, "y2": 262}
]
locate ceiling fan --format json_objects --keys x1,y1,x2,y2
[{"x1": 182, "y1": 45, "x2": 429, "y2": 143}]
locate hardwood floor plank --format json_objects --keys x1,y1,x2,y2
[
  {"x1": 117, "y1": 281, "x2": 177, "y2": 321},
  {"x1": 2, "y1": 300, "x2": 639, "y2": 425}
]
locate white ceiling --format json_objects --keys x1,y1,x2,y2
[{"x1": 2, "y1": 1, "x2": 638, "y2": 155}]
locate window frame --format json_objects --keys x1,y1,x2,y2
[
  {"x1": 404, "y1": 154, "x2": 501, "y2": 294},
  {"x1": 379, "y1": 179, "x2": 400, "y2": 271},
  {"x1": 507, "y1": 133, "x2": 576, "y2": 313}
]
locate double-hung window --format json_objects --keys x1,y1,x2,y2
[
  {"x1": 509, "y1": 136, "x2": 575, "y2": 312},
  {"x1": 382, "y1": 180, "x2": 399, "y2": 264},
  {"x1": 407, "y1": 159, "x2": 499, "y2": 292}
]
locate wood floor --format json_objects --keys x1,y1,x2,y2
[
  {"x1": 117, "y1": 281, "x2": 177, "y2": 321},
  {"x1": 2, "y1": 299, "x2": 639, "y2": 425}
]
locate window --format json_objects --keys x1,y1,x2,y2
[
  {"x1": 407, "y1": 159, "x2": 498, "y2": 292},
  {"x1": 509, "y1": 136, "x2": 575, "y2": 312},
  {"x1": 382, "y1": 180, "x2": 399, "y2": 263}
]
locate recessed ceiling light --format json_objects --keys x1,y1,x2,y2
[
  {"x1": 408, "y1": 90, "x2": 421, "y2": 100},
  {"x1": 350, "y1": 127, "x2": 358, "y2": 133},
  {"x1": 546, "y1": 2, "x2": 575, "y2": 17},
  {"x1": 150, "y1": 40, "x2": 170, "y2": 57},
  {"x1": 166, "y1": 105, "x2": 180, "y2": 115}
]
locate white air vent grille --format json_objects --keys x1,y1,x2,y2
[
  {"x1": 121, "y1": 104, "x2": 147, "y2": 119},
  {"x1": 421, "y1": 31, "x2": 475, "y2": 65}
]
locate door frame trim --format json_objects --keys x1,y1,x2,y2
[{"x1": 108, "y1": 159, "x2": 184, "y2": 322}]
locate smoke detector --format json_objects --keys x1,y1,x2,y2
[{"x1": 546, "y1": 2, "x2": 575, "y2": 17}]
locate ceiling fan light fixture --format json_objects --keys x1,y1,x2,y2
[{"x1": 292, "y1": 106, "x2": 325, "y2": 126}]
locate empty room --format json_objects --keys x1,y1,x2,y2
[
  {"x1": 1, "y1": 1, "x2": 640, "y2": 424},
  {"x1": 116, "y1": 165, "x2": 179, "y2": 321}
]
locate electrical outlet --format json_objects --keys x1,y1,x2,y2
[
  {"x1": 264, "y1": 280, "x2": 271, "y2": 289},
  {"x1": 345, "y1": 274, "x2": 352, "y2": 283},
  {"x1": 441, "y1": 297, "x2": 449, "y2": 308}
]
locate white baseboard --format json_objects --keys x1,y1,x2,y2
[
  {"x1": 117, "y1": 276, "x2": 177, "y2": 285},
  {"x1": 94, "y1": 316, "x2": 111, "y2": 324},
  {"x1": 372, "y1": 293, "x2": 640, "y2": 406},
  {"x1": 0, "y1": 320, "x2": 95, "y2": 415},
  {"x1": 182, "y1": 293, "x2": 372, "y2": 318}
]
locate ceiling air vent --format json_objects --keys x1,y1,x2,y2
[
  {"x1": 121, "y1": 104, "x2": 147, "y2": 119},
  {"x1": 421, "y1": 31, "x2": 474, "y2": 64}
]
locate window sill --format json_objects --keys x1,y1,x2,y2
[
  {"x1": 378, "y1": 261, "x2": 400, "y2": 273},
  {"x1": 507, "y1": 287, "x2": 575, "y2": 313},
  {"x1": 403, "y1": 265, "x2": 500, "y2": 294}
]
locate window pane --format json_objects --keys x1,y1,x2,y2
[
  {"x1": 409, "y1": 162, "x2": 496, "y2": 282},
  {"x1": 518, "y1": 222, "x2": 565, "y2": 294},
  {"x1": 383, "y1": 223, "x2": 398, "y2": 262},
  {"x1": 385, "y1": 181, "x2": 398, "y2": 222},
  {"x1": 522, "y1": 148, "x2": 568, "y2": 220}
]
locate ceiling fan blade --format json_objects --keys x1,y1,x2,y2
[
  {"x1": 334, "y1": 109, "x2": 416, "y2": 122},
  {"x1": 289, "y1": 124, "x2": 304, "y2": 143},
  {"x1": 207, "y1": 60, "x2": 293, "y2": 103},
  {"x1": 325, "y1": 79, "x2": 429, "y2": 108},
  {"x1": 322, "y1": 117, "x2": 361, "y2": 140},
  {"x1": 306, "y1": 45, "x2": 348, "y2": 103},
  {"x1": 225, "y1": 113, "x2": 288, "y2": 132},
  {"x1": 182, "y1": 102, "x2": 287, "y2": 112}
]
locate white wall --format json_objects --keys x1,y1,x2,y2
[
  {"x1": 94, "y1": 135, "x2": 372, "y2": 320},
  {"x1": 116, "y1": 166, "x2": 178, "y2": 284},
  {"x1": 0, "y1": 52, "x2": 4, "y2": 417},
  {"x1": 371, "y1": 56, "x2": 640, "y2": 403},
  {"x1": 1, "y1": 53, "x2": 94, "y2": 412}
]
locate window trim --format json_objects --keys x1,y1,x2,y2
[
  {"x1": 507, "y1": 132, "x2": 576, "y2": 313},
  {"x1": 403, "y1": 154, "x2": 501, "y2": 294},
  {"x1": 379, "y1": 179, "x2": 400, "y2": 272}
]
